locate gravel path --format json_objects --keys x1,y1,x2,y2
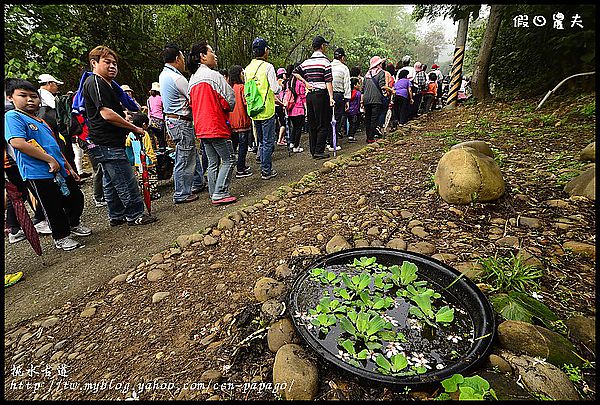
[{"x1": 4, "y1": 136, "x2": 366, "y2": 328}]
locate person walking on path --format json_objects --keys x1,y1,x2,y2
[
  {"x1": 147, "y1": 82, "x2": 166, "y2": 152},
  {"x1": 228, "y1": 65, "x2": 253, "y2": 178},
  {"x1": 430, "y1": 63, "x2": 444, "y2": 109},
  {"x1": 346, "y1": 77, "x2": 361, "y2": 143},
  {"x1": 284, "y1": 65, "x2": 307, "y2": 153},
  {"x1": 187, "y1": 41, "x2": 237, "y2": 205},
  {"x1": 392, "y1": 69, "x2": 413, "y2": 125},
  {"x1": 293, "y1": 35, "x2": 334, "y2": 159},
  {"x1": 412, "y1": 62, "x2": 427, "y2": 119},
  {"x1": 331, "y1": 47, "x2": 351, "y2": 150},
  {"x1": 362, "y1": 56, "x2": 391, "y2": 144},
  {"x1": 82, "y1": 45, "x2": 157, "y2": 226},
  {"x1": 245, "y1": 37, "x2": 281, "y2": 178},
  {"x1": 159, "y1": 43, "x2": 205, "y2": 204},
  {"x1": 5, "y1": 79, "x2": 91, "y2": 251}
]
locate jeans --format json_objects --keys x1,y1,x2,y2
[
  {"x1": 87, "y1": 145, "x2": 145, "y2": 221},
  {"x1": 253, "y1": 116, "x2": 276, "y2": 174},
  {"x1": 347, "y1": 114, "x2": 359, "y2": 138},
  {"x1": 377, "y1": 96, "x2": 389, "y2": 128},
  {"x1": 166, "y1": 118, "x2": 204, "y2": 202},
  {"x1": 232, "y1": 130, "x2": 250, "y2": 172},
  {"x1": 203, "y1": 138, "x2": 235, "y2": 200}
]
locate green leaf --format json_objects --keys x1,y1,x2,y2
[
  {"x1": 441, "y1": 374, "x2": 464, "y2": 393},
  {"x1": 356, "y1": 312, "x2": 369, "y2": 333},
  {"x1": 411, "y1": 293, "x2": 434, "y2": 318},
  {"x1": 366, "y1": 315, "x2": 387, "y2": 336},
  {"x1": 462, "y1": 375, "x2": 490, "y2": 394},
  {"x1": 458, "y1": 386, "x2": 483, "y2": 400},
  {"x1": 375, "y1": 354, "x2": 392, "y2": 371},
  {"x1": 356, "y1": 349, "x2": 369, "y2": 359},
  {"x1": 340, "y1": 338, "x2": 356, "y2": 355},
  {"x1": 340, "y1": 317, "x2": 356, "y2": 335},
  {"x1": 311, "y1": 268, "x2": 324, "y2": 277},
  {"x1": 390, "y1": 353, "x2": 408, "y2": 371},
  {"x1": 365, "y1": 341, "x2": 383, "y2": 351},
  {"x1": 373, "y1": 298, "x2": 387, "y2": 310},
  {"x1": 338, "y1": 288, "x2": 351, "y2": 300},
  {"x1": 358, "y1": 273, "x2": 371, "y2": 290},
  {"x1": 490, "y1": 291, "x2": 558, "y2": 327},
  {"x1": 399, "y1": 261, "x2": 418, "y2": 285},
  {"x1": 378, "y1": 330, "x2": 397, "y2": 341},
  {"x1": 435, "y1": 306, "x2": 455, "y2": 323}
]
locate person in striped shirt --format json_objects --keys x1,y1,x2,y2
[{"x1": 292, "y1": 35, "x2": 335, "y2": 159}]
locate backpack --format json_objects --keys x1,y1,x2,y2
[
  {"x1": 244, "y1": 61, "x2": 266, "y2": 118},
  {"x1": 55, "y1": 93, "x2": 83, "y2": 138}
]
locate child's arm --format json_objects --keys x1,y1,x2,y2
[{"x1": 8, "y1": 138, "x2": 60, "y2": 173}]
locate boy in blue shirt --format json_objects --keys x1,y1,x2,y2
[{"x1": 4, "y1": 79, "x2": 91, "y2": 251}]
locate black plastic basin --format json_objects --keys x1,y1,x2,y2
[{"x1": 288, "y1": 247, "x2": 496, "y2": 387}]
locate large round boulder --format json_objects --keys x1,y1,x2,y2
[
  {"x1": 578, "y1": 142, "x2": 595, "y2": 161},
  {"x1": 450, "y1": 140, "x2": 494, "y2": 157},
  {"x1": 273, "y1": 344, "x2": 319, "y2": 400},
  {"x1": 434, "y1": 147, "x2": 505, "y2": 204}
]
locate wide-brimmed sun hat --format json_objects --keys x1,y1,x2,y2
[
  {"x1": 38, "y1": 74, "x2": 64, "y2": 85},
  {"x1": 276, "y1": 68, "x2": 286, "y2": 76},
  {"x1": 121, "y1": 84, "x2": 133, "y2": 92},
  {"x1": 150, "y1": 82, "x2": 160, "y2": 92},
  {"x1": 369, "y1": 56, "x2": 386, "y2": 70}
]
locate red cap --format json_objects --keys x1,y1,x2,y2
[{"x1": 431, "y1": 64, "x2": 439, "y2": 69}]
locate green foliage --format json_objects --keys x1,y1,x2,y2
[
  {"x1": 376, "y1": 353, "x2": 410, "y2": 375},
  {"x1": 477, "y1": 254, "x2": 542, "y2": 294},
  {"x1": 489, "y1": 5, "x2": 595, "y2": 97},
  {"x1": 490, "y1": 291, "x2": 558, "y2": 328},
  {"x1": 580, "y1": 100, "x2": 595, "y2": 118},
  {"x1": 438, "y1": 373, "x2": 497, "y2": 400},
  {"x1": 562, "y1": 364, "x2": 583, "y2": 383}
]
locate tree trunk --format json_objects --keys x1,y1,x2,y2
[
  {"x1": 445, "y1": 17, "x2": 469, "y2": 109},
  {"x1": 471, "y1": 5, "x2": 505, "y2": 101}
]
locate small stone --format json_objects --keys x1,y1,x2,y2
[
  {"x1": 148, "y1": 253, "x2": 164, "y2": 265},
  {"x1": 267, "y1": 318, "x2": 297, "y2": 353},
  {"x1": 400, "y1": 210, "x2": 413, "y2": 219},
  {"x1": 488, "y1": 354, "x2": 512, "y2": 373},
  {"x1": 386, "y1": 238, "x2": 407, "y2": 250},
  {"x1": 326, "y1": 235, "x2": 352, "y2": 254},
  {"x1": 217, "y1": 217, "x2": 235, "y2": 230},
  {"x1": 290, "y1": 225, "x2": 303, "y2": 232},
  {"x1": 176, "y1": 234, "x2": 193, "y2": 248},
  {"x1": 331, "y1": 213, "x2": 340, "y2": 222},
  {"x1": 516, "y1": 249, "x2": 543, "y2": 268},
  {"x1": 562, "y1": 241, "x2": 595, "y2": 259},
  {"x1": 495, "y1": 236, "x2": 520, "y2": 248},
  {"x1": 431, "y1": 253, "x2": 459, "y2": 263},
  {"x1": 275, "y1": 263, "x2": 293, "y2": 279},
  {"x1": 41, "y1": 317, "x2": 60, "y2": 328},
  {"x1": 407, "y1": 219, "x2": 423, "y2": 228},
  {"x1": 152, "y1": 292, "x2": 171, "y2": 303},
  {"x1": 80, "y1": 306, "x2": 97, "y2": 318},
  {"x1": 203, "y1": 235, "x2": 218, "y2": 246},
  {"x1": 357, "y1": 196, "x2": 367, "y2": 206},
  {"x1": 110, "y1": 273, "x2": 128, "y2": 283},
  {"x1": 407, "y1": 242, "x2": 436, "y2": 255},
  {"x1": 411, "y1": 226, "x2": 429, "y2": 238},
  {"x1": 448, "y1": 207, "x2": 464, "y2": 216},
  {"x1": 518, "y1": 216, "x2": 541, "y2": 228},
  {"x1": 371, "y1": 239, "x2": 384, "y2": 247},
  {"x1": 261, "y1": 299, "x2": 286, "y2": 322},
  {"x1": 354, "y1": 239, "x2": 369, "y2": 248},
  {"x1": 454, "y1": 262, "x2": 484, "y2": 280},
  {"x1": 291, "y1": 246, "x2": 320, "y2": 257},
  {"x1": 54, "y1": 339, "x2": 68, "y2": 350},
  {"x1": 544, "y1": 199, "x2": 570, "y2": 208},
  {"x1": 147, "y1": 269, "x2": 166, "y2": 282},
  {"x1": 254, "y1": 277, "x2": 286, "y2": 302},
  {"x1": 366, "y1": 226, "x2": 379, "y2": 236},
  {"x1": 200, "y1": 370, "x2": 223, "y2": 383},
  {"x1": 316, "y1": 233, "x2": 325, "y2": 242},
  {"x1": 35, "y1": 343, "x2": 53, "y2": 358}
]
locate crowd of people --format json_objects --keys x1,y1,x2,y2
[{"x1": 4, "y1": 35, "x2": 447, "y2": 287}]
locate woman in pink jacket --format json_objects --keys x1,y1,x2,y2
[{"x1": 284, "y1": 63, "x2": 307, "y2": 153}]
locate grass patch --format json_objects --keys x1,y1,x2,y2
[{"x1": 477, "y1": 253, "x2": 543, "y2": 294}]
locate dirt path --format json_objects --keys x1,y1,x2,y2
[{"x1": 4, "y1": 136, "x2": 366, "y2": 329}]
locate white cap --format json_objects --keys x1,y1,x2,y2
[{"x1": 38, "y1": 74, "x2": 64, "y2": 85}]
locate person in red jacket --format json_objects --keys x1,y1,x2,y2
[
  {"x1": 187, "y1": 41, "x2": 237, "y2": 206},
  {"x1": 228, "y1": 65, "x2": 253, "y2": 178}
]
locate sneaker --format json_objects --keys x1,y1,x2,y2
[
  {"x1": 191, "y1": 186, "x2": 206, "y2": 194},
  {"x1": 235, "y1": 168, "x2": 253, "y2": 178},
  {"x1": 347, "y1": 137, "x2": 357, "y2": 143},
  {"x1": 128, "y1": 214, "x2": 158, "y2": 226},
  {"x1": 110, "y1": 217, "x2": 127, "y2": 227},
  {"x1": 34, "y1": 221, "x2": 52, "y2": 235},
  {"x1": 94, "y1": 198, "x2": 108, "y2": 207},
  {"x1": 312, "y1": 153, "x2": 330, "y2": 159},
  {"x1": 8, "y1": 230, "x2": 26, "y2": 244},
  {"x1": 292, "y1": 147, "x2": 304, "y2": 153},
  {"x1": 277, "y1": 140, "x2": 287, "y2": 146},
  {"x1": 5, "y1": 271, "x2": 24, "y2": 288},
  {"x1": 54, "y1": 236, "x2": 82, "y2": 251},
  {"x1": 70, "y1": 224, "x2": 92, "y2": 237},
  {"x1": 261, "y1": 170, "x2": 278, "y2": 180},
  {"x1": 211, "y1": 196, "x2": 237, "y2": 205},
  {"x1": 174, "y1": 194, "x2": 199, "y2": 204},
  {"x1": 151, "y1": 192, "x2": 161, "y2": 201}
]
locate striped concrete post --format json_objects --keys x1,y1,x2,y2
[{"x1": 445, "y1": 17, "x2": 469, "y2": 109}]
